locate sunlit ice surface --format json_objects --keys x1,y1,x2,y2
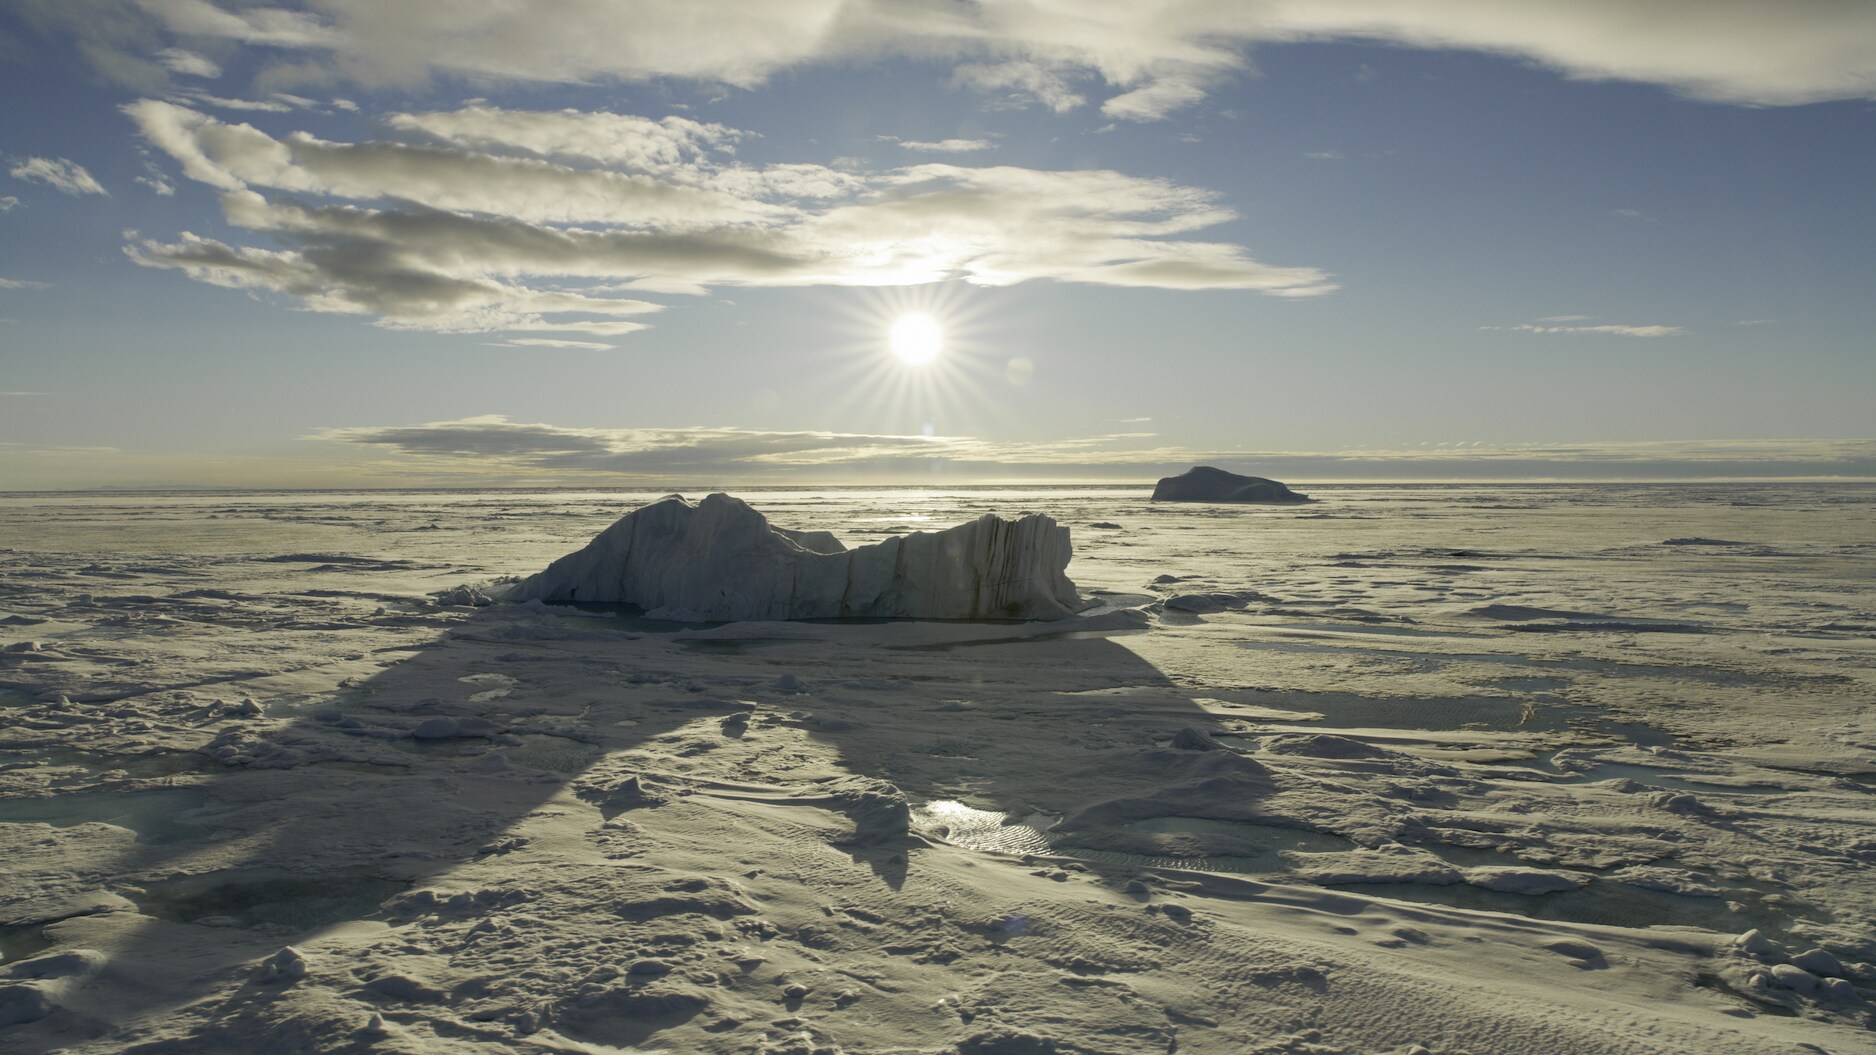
[{"x1": 1, "y1": 482, "x2": 1873, "y2": 1051}]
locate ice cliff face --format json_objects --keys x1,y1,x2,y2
[
  {"x1": 503, "y1": 493, "x2": 1084, "y2": 621},
  {"x1": 1151, "y1": 466, "x2": 1310, "y2": 503}
]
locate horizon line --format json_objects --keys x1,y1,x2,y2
[{"x1": 7, "y1": 476, "x2": 1876, "y2": 496}]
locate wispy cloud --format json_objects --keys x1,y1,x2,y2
[
  {"x1": 488, "y1": 338, "x2": 616, "y2": 350},
  {"x1": 889, "y1": 138, "x2": 996, "y2": 154},
  {"x1": 8, "y1": 156, "x2": 108, "y2": 196},
  {"x1": 1303, "y1": 151, "x2": 1344, "y2": 160},
  {"x1": 122, "y1": 101, "x2": 1334, "y2": 337},
  {"x1": 157, "y1": 47, "x2": 220, "y2": 79},
  {"x1": 1486, "y1": 319, "x2": 1685, "y2": 337},
  {"x1": 175, "y1": 91, "x2": 296, "y2": 113},
  {"x1": 951, "y1": 61, "x2": 1088, "y2": 114},
  {"x1": 0, "y1": 277, "x2": 52, "y2": 290},
  {"x1": 388, "y1": 106, "x2": 739, "y2": 169},
  {"x1": 0, "y1": 196, "x2": 19, "y2": 212},
  {"x1": 317, "y1": 416, "x2": 1228, "y2": 478}
]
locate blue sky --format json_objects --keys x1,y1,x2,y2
[{"x1": 2, "y1": 1, "x2": 1873, "y2": 488}]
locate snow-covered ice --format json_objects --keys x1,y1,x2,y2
[{"x1": 2, "y1": 483, "x2": 1874, "y2": 1053}]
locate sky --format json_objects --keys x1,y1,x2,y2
[{"x1": 2, "y1": 1, "x2": 1873, "y2": 489}]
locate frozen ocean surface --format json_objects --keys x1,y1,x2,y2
[{"x1": 1, "y1": 483, "x2": 1873, "y2": 1052}]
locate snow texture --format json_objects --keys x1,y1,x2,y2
[
  {"x1": 502, "y1": 492, "x2": 1085, "y2": 621},
  {"x1": 2, "y1": 484, "x2": 1874, "y2": 1054}
]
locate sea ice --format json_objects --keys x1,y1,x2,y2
[{"x1": 3, "y1": 484, "x2": 1873, "y2": 1054}]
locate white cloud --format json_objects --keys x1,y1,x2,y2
[
  {"x1": 9, "y1": 156, "x2": 108, "y2": 196},
  {"x1": 1303, "y1": 150, "x2": 1344, "y2": 160},
  {"x1": 38, "y1": 1, "x2": 1872, "y2": 122},
  {"x1": 0, "y1": 277, "x2": 53, "y2": 290},
  {"x1": 137, "y1": 0, "x2": 341, "y2": 50},
  {"x1": 136, "y1": 174, "x2": 177, "y2": 195},
  {"x1": 1257, "y1": 1, "x2": 1876, "y2": 106},
  {"x1": 156, "y1": 47, "x2": 220, "y2": 78},
  {"x1": 1487, "y1": 321, "x2": 1685, "y2": 337},
  {"x1": 894, "y1": 138, "x2": 997, "y2": 154},
  {"x1": 124, "y1": 101, "x2": 1334, "y2": 336},
  {"x1": 0, "y1": 196, "x2": 20, "y2": 212},
  {"x1": 125, "y1": 99, "x2": 789, "y2": 226}
]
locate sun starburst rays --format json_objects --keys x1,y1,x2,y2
[{"x1": 807, "y1": 283, "x2": 1010, "y2": 450}]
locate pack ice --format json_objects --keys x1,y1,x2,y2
[{"x1": 501, "y1": 492, "x2": 1085, "y2": 621}]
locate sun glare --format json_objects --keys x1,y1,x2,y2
[{"x1": 888, "y1": 312, "x2": 943, "y2": 365}]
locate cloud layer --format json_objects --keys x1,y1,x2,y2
[
  {"x1": 123, "y1": 100, "x2": 1334, "y2": 337},
  {"x1": 31, "y1": 1, "x2": 1876, "y2": 121},
  {"x1": 318, "y1": 416, "x2": 1876, "y2": 482}
]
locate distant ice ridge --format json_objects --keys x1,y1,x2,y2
[{"x1": 502, "y1": 493, "x2": 1085, "y2": 621}]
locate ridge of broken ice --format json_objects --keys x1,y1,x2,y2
[{"x1": 501, "y1": 492, "x2": 1085, "y2": 621}]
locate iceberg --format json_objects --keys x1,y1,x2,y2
[
  {"x1": 1151, "y1": 466, "x2": 1310, "y2": 503},
  {"x1": 502, "y1": 493, "x2": 1084, "y2": 621}
]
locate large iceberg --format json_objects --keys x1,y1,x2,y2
[
  {"x1": 502, "y1": 493, "x2": 1085, "y2": 621},
  {"x1": 1151, "y1": 466, "x2": 1310, "y2": 503}
]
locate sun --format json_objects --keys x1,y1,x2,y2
[{"x1": 888, "y1": 311, "x2": 943, "y2": 365}]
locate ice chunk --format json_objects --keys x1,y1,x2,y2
[
  {"x1": 1790, "y1": 948, "x2": 1845, "y2": 977},
  {"x1": 502, "y1": 493, "x2": 1084, "y2": 621},
  {"x1": 1169, "y1": 727, "x2": 1222, "y2": 751},
  {"x1": 260, "y1": 946, "x2": 307, "y2": 983},
  {"x1": 433, "y1": 583, "x2": 493, "y2": 607},
  {"x1": 1734, "y1": 928, "x2": 1776, "y2": 957},
  {"x1": 1769, "y1": 963, "x2": 1820, "y2": 994}
]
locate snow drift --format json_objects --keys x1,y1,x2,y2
[
  {"x1": 1152, "y1": 465, "x2": 1310, "y2": 503},
  {"x1": 503, "y1": 493, "x2": 1084, "y2": 621}
]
